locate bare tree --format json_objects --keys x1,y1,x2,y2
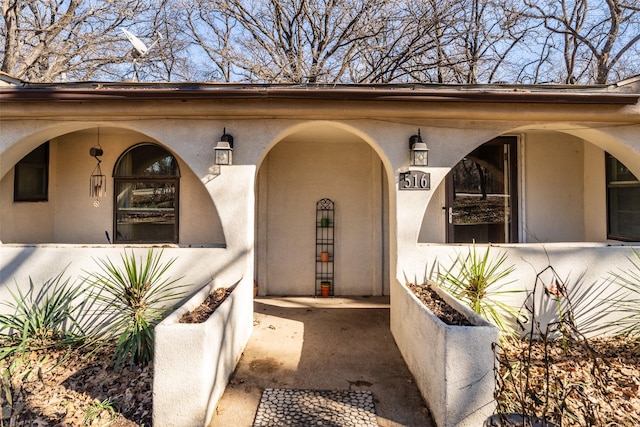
[
  {"x1": 431, "y1": 0, "x2": 532, "y2": 84},
  {"x1": 142, "y1": 2, "x2": 196, "y2": 82},
  {"x1": 2, "y1": 0, "x2": 638, "y2": 84},
  {"x1": 347, "y1": 0, "x2": 445, "y2": 83},
  {"x1": 0, "y1": 0, "x2": 191, "y2": 82},
  {"x1": 183, "y1": 1, "x2": 237, "y2": 81},
  {"x1": 2, "y1": 0, "x2": 135, "y2": 81},
  {"x1": 523, "y1": 0, "x2": 640, "y2": 83},
  {"x1": 183, "y1": 0, "x2": 639, "y2": 84},
  {"x1": 187, "y1": 0, "x2": 400, "y2": 83}
]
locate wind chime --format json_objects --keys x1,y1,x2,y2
[{"x1": 89, "y1": 129, "x2": 105, "y2": 207}]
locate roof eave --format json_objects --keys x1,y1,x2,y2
[{"x1": 1, "y1": 86, "x2": 638, "y2": 105}]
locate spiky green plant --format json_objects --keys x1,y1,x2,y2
[
  {"x1": 608, "y1": 249, "x2": 640, "y2": 338},
  {"x1": 0, "y1": 272, "x2": 88, "y2": 359},
  {"x1": 86, "y1": 249, "x2": 186, "y2": 368},
  {"x1": 439, "y1": 243, "x2": 520, "y2": 335},
  {"x1": 0, "y1": 355, "x2": 38, "y2": 422},
  {"x1": 83, "y1": 398, "x2": 116, "y2": 426}
]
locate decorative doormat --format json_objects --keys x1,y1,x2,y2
[{"x1": 252, "y1": 388, "x2": 378, "y2": 427}]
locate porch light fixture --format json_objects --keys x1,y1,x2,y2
[
  {"x1": 409, "y1": 129, "x2": 429, "y2": 167},
  {"x1": 89, "y1": 128, "x2": 106, "y2": 205},
  {"x1": 214, "y1": 128, "x2": 234, "y2": 165}
]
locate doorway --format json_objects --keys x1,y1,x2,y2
[
  {"x1": 446, "y1": 136, "x2": 518, "y2": 243},
  {"x1": 255, "y1": 124, "x2": 388, "y2": 296}
]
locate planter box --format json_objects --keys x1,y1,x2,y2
[
  {"x1": 153, "y1": 276, "x2": 253, "y2": 427},
  {"x1": 391, "y1": 279, "x2": 499, "y2": 427}
]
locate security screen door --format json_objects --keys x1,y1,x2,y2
[{"x1": 446, "y1": 136, "x2": 518, "y2": 243}]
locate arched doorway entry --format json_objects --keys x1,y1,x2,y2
[{"x1": 256, "y1": 123, "x2": 388, "y2": 296}]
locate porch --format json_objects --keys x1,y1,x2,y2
[{"x1": 208, "y1": 296, "x2": 434, "y2": 427}]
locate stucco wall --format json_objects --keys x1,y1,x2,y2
[
  {"x1": 0, "y1": 141, "x2": 56, "y2": 243},
  {"x1": 397, "y1": 242, "x2": 640, "y2": 336},
  {"x1": 524, "y1": 133, "x2": 585, "y2": 242},
  {"x1": 418, "y1": 182, "x2": 446, "y2": 243},
  {"x1": 0, "y1": 128, "x2": 224, "y2": 246},
  {"x1": 257, "y1": 129, "x2": 385, "y2": 296},
  {"x1": 1, "y1": 97, "x2": 640, "y2": 301},
  {"x1": 0, "y1": 245, "x2": 240, "y2": 317},
  {"x1": 584, "y1": 143, "x2": 607, "y2": 241},
  {"x1": 0, "y1": 165, "x2": 255, "y2": 317},
  {"x1": 417, "y1": 133, "x2": 616, "y2": 245}
]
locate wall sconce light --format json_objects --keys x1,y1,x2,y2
[
  {"x1": 409, "y1": 129, "x2": 429, "y2": 167},
  {"x1": 214, "y1": 128, "x2": 234, "y2": 165},
  {"x1": 89, "y1": 129, "x2": 106, "y2": 205}
]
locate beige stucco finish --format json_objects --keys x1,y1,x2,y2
[
  {"x1": 154, "y1": 276, "x2": 253, "y2": 427},
  {"x1": 1, "y1": 84, "x2": 640, "y2": 300},
  {"x1": 2, "y1": 81, "x2": 640, "y2": 427},
  {"x1": 0, "y1": 128, "x2": 224, "y2": 245},
  {"x1": 391, "y1": 279, "x2": 498, "y2": 427},
  {"x1": 257, "y1": 124, "x2": 386, "y2": 296}
]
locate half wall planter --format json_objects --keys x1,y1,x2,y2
[
  {"x1": 153, "y1": 276, "x2": 253, "y2": 427},
  {"x1": 391, "y1": 279, "x2": 499, "y2": 427}
]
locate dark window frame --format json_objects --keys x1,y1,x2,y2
[
  {"x1": 445, "y1": 136, "x2": 519, "y2": 243},
  {"x1": 113, "y1": 144, "x2": 180, "y2": 244},
  {"x1": 606, "y1": 153, "x2": 640, "y2": 241},
  {"x1": 14, "y1": 142, "x2": 49, "y2": 202}
]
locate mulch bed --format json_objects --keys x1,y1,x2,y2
[
  {"x1": 1, "y1": 286, "x2": 235, "y2": 426},
  {"x1": 2, "y1": 286, "x2": 639, "y2": 426},
  {"x1": 406, "y1": 282, "x2": 640, "y2": 426},
  {"x1": 1, "y1": 344, "x2": 151, "y2": 427},
  {"x1": 495, "y1": 335, "x2": 640, "y2": 426},
  {"x1": 407, "y1": 282, "x2": 472, "y2": 326},
  {"x1": 179, "y1": 286, "x2": 232, "y2": 323}
]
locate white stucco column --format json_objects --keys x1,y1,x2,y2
[
  {"x1": 393, "y1": 166, "x2": 451, "y2": 281},
  {"x1": 395, "y1": 186, "x2": 433, "y2": 281},
  {"x1": 203, "y1": 165, "x2": 256, "y2": 285}
]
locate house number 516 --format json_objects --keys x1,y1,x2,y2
[{"x1": 400, "y1": 171, "x2": 430, "y2": 190}]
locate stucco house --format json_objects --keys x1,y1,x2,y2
[
  {"x1": 1, "y1": 73, "x2": 639, "y2": 320},
  {"x1": 2, "y1": 72, "x2": 640, "y2": 426}
]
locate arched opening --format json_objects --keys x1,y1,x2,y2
[
  {"x1": 255, "y1": 123, "x2": 389, "y2": 296},
  {"x1": 420, "y1": 129, "x2": 640, "y2": 244},
  {"x1": 1, "y1": 127, "x2": 224, "y2": 245}
]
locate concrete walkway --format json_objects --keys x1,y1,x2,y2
[{"x1": 208, "y1": 296, "x2": 435, "y2": 427}]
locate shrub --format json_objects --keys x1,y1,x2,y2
[
  {"x1": 608, "y1": 249, "x2": 640, "y2": 338},
  {"x1": 86, "y1": 249, "x2": 187, "y2": 368},
  {"x1": 83, "y1": 398, "x2": 116, "y2": 426},
  {"x1": 0, "y1": 272, "x2": 88, "y2": 359},
  {"x1": 439, "y1": 243, "x2": 520, "y2": 335}
]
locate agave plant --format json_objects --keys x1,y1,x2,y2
[
  {"x1": 0, "y1": 272, "x2": 88, "y2": 359},
  {"x1": 86, "y1": 249, "x2": 187, "y2": 368},
  {"x1": 608, "y1": 249, "x2": 640, "y2": 338},
  {"x1": 439, "y1": 243, "x2": 520, "y2": 335}
]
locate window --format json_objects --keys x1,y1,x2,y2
[
  {"x1": 114, "y1": 144, "x2": 180, "y2": 243},
  {"x1": 606, "y1": 153, "x2": 640, "y2": 241},
  {"x1": 14, "y1": 142, "x2": 49, "y2": 202}
]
